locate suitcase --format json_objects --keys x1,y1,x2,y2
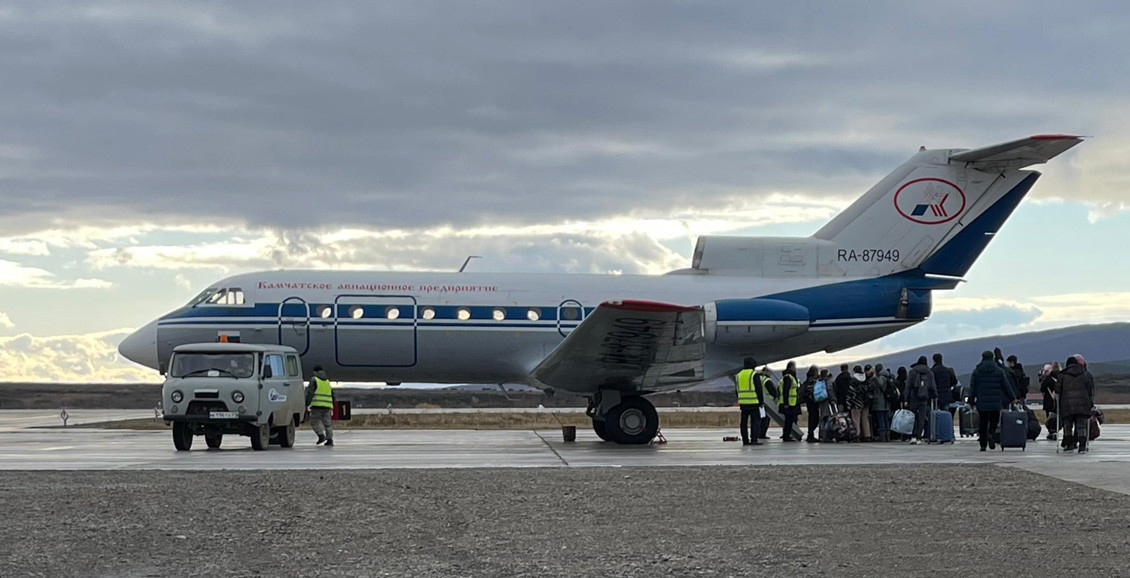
[
  {"x1": 958, "y1": 404, "x2": 979, "y2": 437},
  {"x1": 931, "y1": 408, "x2": 954, "y2": 443},
  {"x1": 1024, "y1": 408, "x2": 1041, "y2": 441},
  {"x1": 891, "y1": 408, "x2": 915, "y2": 436},
  {"x1": 819, "y1": 415, "x2": 836, "y2": 442},
  {"x1": 829, "y1": 403, "x2": 854, "y2": 441},
  {"x1": 999, "y1": 405, "x2": 1028, "y2": 451}
]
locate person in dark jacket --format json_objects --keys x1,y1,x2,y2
[
  {"x1": 833, "y1": 364, "x2": 852, "y2": 415},
  {"x1": 1039, "y1": 362, "x2": 1059, "y2": 440},
  {"x1": 845, "y1": 366, "x2": 870, "y2": 441},
  {"x1": 904, "y1": 356, "x2": 937, "y2": 444},
  {"x1": 931, "y1": 353, "x2": 959, "y2": 416},
  {"x1": 968, "y1": 351, "x2": 1017, "y2": 451},
  {"x1": 892, "y1": 366, "x2": 908, "y2": 440},
  {"x1": 1057, "y1": 356, "x2": 1095, "y2": 453},
  {"x1": 1006, "y1": 355, "x2": 1030, "y2": 399},
  {"x1": 800, "y1": 365, "x2": 820, "y2": 443},
  {"x1": 869, "y1": 364, "x2": 894, "y2": 441},
  {"x1": 778, "y1": 361, "x2": 802, "y2": 441}
]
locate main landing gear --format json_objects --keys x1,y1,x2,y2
[{"x1": 587, "y1": 390, "x2": 659, "y2": 444}]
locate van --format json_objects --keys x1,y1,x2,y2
[{"x1": 162, "y1": 343, "x2": 306, "y2": 451}]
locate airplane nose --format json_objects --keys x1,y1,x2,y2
[{"x1": 119, "y1": 319, "x2": 159, "y2": 369}]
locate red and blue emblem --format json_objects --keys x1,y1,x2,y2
[{"x1": 893, "y1": 177, "x2": 965, "y2": 225}]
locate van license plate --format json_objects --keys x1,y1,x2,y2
[{"x1": 209, "y1": 411, "x2": 238, "y2": 419}]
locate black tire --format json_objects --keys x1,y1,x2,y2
[
  {"x1": 172, "y1": 422, "x2": 193, "y2": 451},
  {"x1": 250, "y1": 423, "x2": 270, "y2": 451},
  {"x1": 605, "y1": 395, "x2": 659, "y2": 444},
  {"x1": 204, "y1": 433, "x2": 222, "y2": 449},
  {"x1": 592, "y1": 418, "x2": 611, "y2": 442},
  {"x1": 277, "y1": 420, "x2": 296, "y2": 448}
]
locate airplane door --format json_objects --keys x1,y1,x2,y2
[
  {"x1": 557, "y1": 299, "x2": 586, "y2": 337},
  {"x1": 277, "y1": 297, "x2": 310, "y2": 355},
  {"x1": 335, "y1": 295, "x2": 417, "y2": 367}
]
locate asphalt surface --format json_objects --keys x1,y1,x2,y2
[{"x1": 2, "y1": 465, "x2": 1129, "y2": 577}]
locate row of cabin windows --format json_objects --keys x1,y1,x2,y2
[{"x1": 305, "y1": 304, "x2": 583, "y2": 322}]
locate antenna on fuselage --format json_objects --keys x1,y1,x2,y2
[{"x1": 459, "y1": 255, "x2": 481, "y2": 272}]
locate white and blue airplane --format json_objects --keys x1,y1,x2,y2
[{"x1": 120, "y1": 134, "x2": 1082, "y2": 443}]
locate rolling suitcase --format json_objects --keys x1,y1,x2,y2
[
  {"x1": 999, "y1": 404, "x2": 1028, "y2": 451},
  {"x1": 1024, "y1": 408, "x2": 1041, "y2": 441},
  {"x1": 958, "y1": 403, "x2": 979, "y2": 437},
  {"x1": 930, "y1": 403, "x2": 954, "y2": 444}
]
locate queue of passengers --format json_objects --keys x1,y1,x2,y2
[{"x1": 734, "y1": 348, "x2": 1098, "y2": 454}]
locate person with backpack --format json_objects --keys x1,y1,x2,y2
[
  {"x1": 800, "y1": 365, "x2": 821, "y2": 443},
  {"x1": 1057, "y1": 355, "x2": 1095, "y2": 453},
  {"x1": 778, "y1": 361, "x2": 802, "y2": 442},
  {"x1": 869, "y1": 363, "x2": 895, "y2": 441},
  {"x1": 1006, "y1": 355, "x2": 1031, "y2": 399},
  {"x1": 931, "y1": 353, "x2": 959, "y2": 417},
  {"x1": 968, "y1": 350, "x2": 1017, "y2": 451},
  {"x1": 904, "y1": 356, "x2": 937, "y2": 444},
  {"x1": 846, "y1": 365, "x2": 870, "y2": 442}
]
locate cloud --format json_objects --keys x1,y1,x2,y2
[
  {"x1": 0, "y1": 259, "x2": 112, "y2": 289},
  {"x1": 0, "y1": 328, "x2": 157, "y2": 382},
  {"x1": 0, "y1": 311, "x2": 13, "y2": 329}
]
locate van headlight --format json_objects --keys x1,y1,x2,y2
[
  {"x1": 232, "y1": 390, "x2": 244, "y2": 403},
  {"x1": 171, "y1": 390, "x2": 183, "y2": 403}
]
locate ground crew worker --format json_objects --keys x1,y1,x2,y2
[
  {"x1": 735, "y1": 357, "x2": 764, "y2": 446},
  {"x1": 305, "y1": 365, "x2": 335, "y2": 446},
  {"x1": 778, "y1": 361, "x2": 801, "y2": 441},
  {"x1": 758, "y1": 366, "x2": 776, "y2": 440}
]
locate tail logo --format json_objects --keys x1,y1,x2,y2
[{"x1": 893, "y1": 178, "x2": 965, "y2": 225}]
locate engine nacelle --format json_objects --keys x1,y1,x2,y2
[{"x1": 704, "y1": 298, "x2": 811, "y2": 345}]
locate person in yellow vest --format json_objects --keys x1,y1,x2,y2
[
  {"x1": 305, "y1": 365, "x2": 335, "y2": 446},
  {"x1": 778, "y1": 361, "x2": 802, "y2": 441},
  {"x1": 735, "y1": 357, "x2": 764, "y2": 446}
]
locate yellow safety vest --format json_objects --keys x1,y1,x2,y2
[
  {"x1": 311, "y1": 377, "x2": 334, "y2": 409},
  {"x1": 778, "y1": 374, "x2": 799, "y2": 408},
  {"x1": 736, "y1": 369, "x2": 760, "y2": 405}
]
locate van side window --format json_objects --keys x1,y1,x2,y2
[
  {"x1": 265, "y1": 354, "x2": 285, "y2": 378},
  {"x1": 285, "y1": 355, "x2": 300, "y2": 377}
]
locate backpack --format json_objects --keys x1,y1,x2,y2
[
  {"x1": 884, "y1": 378, "x2": 901, "y2": 405},
  {"x1": 915, "y1": 372, "x2": 930, "y2": 399},
  {"x1": 813, "y1": 380, "x2": 828, "y2": 402}
]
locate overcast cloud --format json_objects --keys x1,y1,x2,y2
[{"x1": 1, "y1": 1, "x2": 1128, "y2": 381}]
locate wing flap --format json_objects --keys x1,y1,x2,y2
[
  {"x1": 949, "y1": 134, "x2": 1082, "y2": 168},
  {"x1": 531, "y1": 300, "x2": 706, "y2": 394}
]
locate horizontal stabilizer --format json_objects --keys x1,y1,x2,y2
[{"x1": 949, "y1": 134, "x2": 1082, "y2": 168}]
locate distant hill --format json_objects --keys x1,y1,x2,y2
[{"x1": 856, "y1": 322, "x2": 1130, "y2": 375}]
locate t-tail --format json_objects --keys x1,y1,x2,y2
[{"x1": 690, "y1": 134, "x2": 1082, "y2": 279}]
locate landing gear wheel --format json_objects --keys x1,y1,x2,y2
[
  {"x1": 276, "y1": 421, "x2": 296, "y2": 448},
  {"x1": 172, "y1": 422, "x2": 193, "y2": 451},
  {"x1": 250, "y1": 423, "x2": 270, "y2": 451},
  {"x1": 605, "y1": 395, "x2": 659, "y2": 445},
  {"x1": 205, "y1": 433, "x2": 222, "y2": 449},
  {"x1": 592, "y1": 418, "x2": 611, "y2": 442}
]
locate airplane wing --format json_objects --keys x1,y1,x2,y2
[
  {"x1": 949, "y1": 134, "x2": 1082, "y2": 169},
  {"x1": 531, "y1": 300, "x2": 706, "y2": 395}
]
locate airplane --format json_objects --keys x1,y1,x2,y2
[{"x1": 119, "y1": 134, "x2": 1082, "y2": 444}]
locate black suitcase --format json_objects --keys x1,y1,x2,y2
[
  {"x1": 1024, "y1": 408, "x2": 1040, "y2": 441},
  {"x1": 999, "y1": 405, "x2": 1028, "y2": 451},
  {"x1": 958, "y1": 403, "x2": 979, "y2": 437}
]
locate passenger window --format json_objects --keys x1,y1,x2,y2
[
  {"x1": 562, "y1": 306, "x2": 581, "y2": 321},
  {"x1": 527, "y1": 308, "x2": 541, "y2": 321},
  {"x1": 421, "y1": 307, "x2": 435, "y2": 320},
  {"x1": 316, "y1": 305, "x2": 332, "y2": 318},
  {"x1": 285, "y1": 355, "x2": 300, "y2": 377},
  {"x1": 265, "y1": 354, "x2": 285, "y2": 378}
]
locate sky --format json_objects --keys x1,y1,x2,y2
[{"x1": 1, "y1": 1, "x2": 1129, "y2": 382}]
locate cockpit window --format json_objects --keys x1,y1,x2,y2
[
  {"x1": 170, "y1": 352, "x2": 255, "y2": 378},
  {"x1": 187, "y1": 288, "x2": 219, "y2": 307},
  {"x1": 197, "y1": 288, "x2": 245, "y2": 306}
]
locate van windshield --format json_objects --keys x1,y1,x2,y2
[{"x1": 170, "y1": 352, "x2": 255, "y2": 379}]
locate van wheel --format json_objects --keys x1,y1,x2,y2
[
  {"x1": 277, "y1": 421, "x2": 296, "y2": 448},
  {"x1": 250, "y1": 424, "x2": 270, "y2": 451},
  {"x1": 205, "y1": 434, "x2": 222, "y2": 449},
  {"x1": 172, "y1": 422, "x2": 193, "y2": 451}
]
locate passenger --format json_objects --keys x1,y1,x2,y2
[
  {"x1": 994, "y1": 347, "x2": 1021, "y2": 399},
  {"x1": 800, "y1": 365, "x2": 821, "y2": 443},
  {"x1": 818, "y1": 369, "x2": 837, "y2": 419},
  {"x1": 931, "y1": 353, "x2": 959, "y2": 417},
  {"x1": 305, "y1": 365, "x2": 335, "y2": 446},
  {"x1": 833, "y1": 364, "x2": 852, "y2": 416},
  {"x1": 1006, "y1": 355, "x2": 1031, "y2": 399},
  {"x1": 846, "y1": 365, "x2": 870, "y2": 442},
  {"x1": 870, "y1": 364, "x2": 894, "y2": 442},
  {"x1": 968, "y1": 351, "x2": 1016, "y2": 451},
  {"x1": 1057, "y1": 355, "x2": 1095, "y2": 453},
  {"x1": 778, "y1": 361, "x2": 802, "y2": 442},
  {"x1": 891, "y1": 367, "x2": 908, "y2": 441},
  {"x1": 734, "y1": 358, "x2": 763, "y2": 446},
  {"x1": 1039, "y1": 362, "x2": 1059, "y2": 440},
  {"x1": 904, "y1": 356, "x2": 937, "y2": 444}
]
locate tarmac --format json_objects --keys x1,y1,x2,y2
[{"x1": 0, "y1": 409, "x2": 1127, "y2": 496}]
